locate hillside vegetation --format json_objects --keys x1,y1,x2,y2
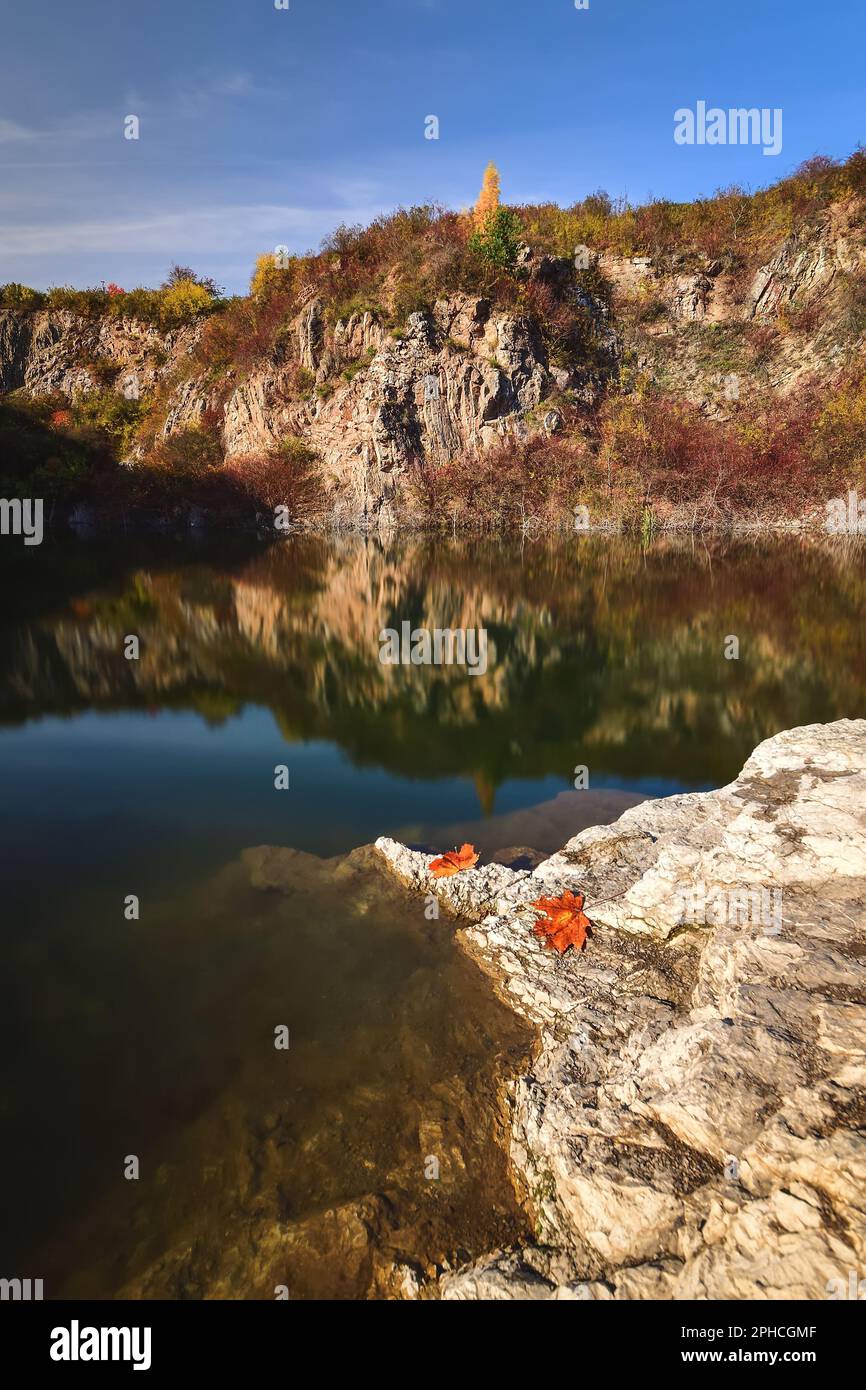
[{"x1": 1, "y1": 151, "x2": 865, "y2": 529}]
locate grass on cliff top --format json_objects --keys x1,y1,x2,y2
[
  {"x1": 0, "y1": 271, "x2": 222, "y2": 330},
  {"x1": 243, "y1": 148, "x2": 866, "y2": 322},
  {"x1": 179, "y1": 147, "x2": 866, "y2": 386},
  {"x1": 3, "y1": 147, "x2": 863, "y2": 333}
]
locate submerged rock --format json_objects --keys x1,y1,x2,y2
[
  {"x1": 376, "y1": 720, "x2": 866, "y2": 1300},
  {"x1": 100, "y1": 842, "x2": 532, "y2": 1301}
]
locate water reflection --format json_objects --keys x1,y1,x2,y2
[
  {"x1": 3, "y1": 532, "x2": 864, "y2": 797},
  {"x1": 0, "y1": 532, "x2": 864, "y2": 1298}
]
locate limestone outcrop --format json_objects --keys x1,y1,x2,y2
[
  {"x1": 0, "y1": 307, "x2": 197, "y2": 402},
  {"x1": 159, "y1": 279, "x2": 616, "y2": 524},
  {"x1": 617, "y1": 199, "x2": 866, "y2": 413},
  {"x1": 376, "y1": 719, "x2": 866, "y2": 1299},
  {"x1": 2, "y1": 196, "x2": 863, "y2": 521}
]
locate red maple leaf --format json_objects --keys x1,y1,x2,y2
[
  {"x1": 428, "y1": 843, "x2": 480, "y2": 878},
  {"x1": 531, "y1": 890, "x2": 592, "y2": 954}
]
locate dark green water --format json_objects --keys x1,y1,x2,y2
[{"x1": 1, "y1": 532, "x2": 864, "y2": 1297}]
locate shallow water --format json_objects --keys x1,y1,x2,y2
[{"x1": 1, "y1": 532, "x2": 864, "y2": 1297}]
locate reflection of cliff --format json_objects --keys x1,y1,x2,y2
[{"x1": 1, "y1": 535, "x2": 865, "y2": 790}]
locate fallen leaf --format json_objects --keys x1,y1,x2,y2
[
  {"x1": 428, "y1": 843, "x2": 480, "y2": 878},
  {"x1": 531, "y1": 890, "x2": 592, "y2": 954}
]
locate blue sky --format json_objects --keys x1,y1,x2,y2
[{"x1": 0, "y1": 0, "x2": 862, "y2": 294}]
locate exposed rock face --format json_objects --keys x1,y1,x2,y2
[
  {"x1": 617, "y1": 199, "x2": 866, "y2": 414},
  {"x1": 0, "y1": 308, "x2": 196, "y2": 402},
  {"x1": 2, "y1": 200, "x2": 863, "y2": 520},
  {"x1": 0, "y1": 259, "x2": 614, "y2": 522},
  {"x1": 669, "y1": 271, "x2": 714, "y2": 322},
  {"x1": 747, "y1": 209, "x2": 861, "y2": 321},
  {"x1": 376, "y1": 720, "x2": 866, "y2": 1299},
  {"x1": 310, "y1": 301, "x2": 551, "y2": 524},
  {"x1": 162, "y1": 281, "x2": 615, "y2": 524},
  {"x1": 605, "y1": 202, "x2": 864, "y2": 337}
]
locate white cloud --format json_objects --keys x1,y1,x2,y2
[
  {"x1": 0, "y1": 70, "x2": 258, "y2": 154},
  {"x1": 0, "y1": 201, "x2": 386, "y2": 257},
  {"x1": 0, "y1": 110, "x2": 118, "y2": 148},
  {"x1": 0, "y1": 118, "x2": 38, "y2": 143}
]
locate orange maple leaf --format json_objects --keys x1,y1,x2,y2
[
  {"x1": 530, "y1": 890, "x2": 592, "y2": 954},
  {"x1": 428, "y1": 843, "x2": 480, "y2": 878}
]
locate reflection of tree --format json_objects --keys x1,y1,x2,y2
[
  {"x1": 1, "y1": 534, "x2": 864, "y2": 793},
  {"x1": 189, "y1": 690, "x2": 244, "y2": 726},
  {"x1": 473, "y1": 771, "x2": 496, "y2": 817}
]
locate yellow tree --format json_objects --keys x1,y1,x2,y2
[{"x1": 474, "y1": 162, "x2": 501, "y2": 229}]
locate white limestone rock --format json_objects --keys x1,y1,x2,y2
[{"x1": 376, "y1": 719, "x2": 866, "y2": 1300}]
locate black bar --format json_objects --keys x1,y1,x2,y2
[{"x1": 1, "y1": 1297, "x2": 859, "y2": 1376}]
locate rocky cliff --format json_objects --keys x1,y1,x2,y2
[
  {"x1": 616, "y1": 197, "x2": 866, "y2": 416},
  {"x1": 0, "y1": 307, "x2": 197, "y2": 403},
  {"x1": 1, "y1": 196, "x2": 864, "y2": 522},
  {"x1": 377, "y1": 720, "x2": 866, "y2": 1299},
  {"x1": 161, "y1": 288, "x2": 606, "y2": 525}
]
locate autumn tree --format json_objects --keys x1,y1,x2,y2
[
  {"x1": 250, "y1": 250, "x2": 297, "y2": 299},
  {"x1": 468, "y1": 211, "x2": 522, "y2": 273},
  {"x1": 474, "y1": 162, "x2": 501, "y2": 229},
  {"x1": 162, "y1": 265, "x2": 222, "y2": 297},
  {"x1": 468, "y1": 161, "x2": 521, "y2": 271},
  {"x1": 158, "y1": 278, "x2": 214, "y2": 328}
]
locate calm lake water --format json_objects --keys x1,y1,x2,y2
[{"x1": 1, "y1": 532, "x2": 864, "y2": 1297}]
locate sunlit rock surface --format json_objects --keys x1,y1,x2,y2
[{"x1": 377, "y1": 720, "x2": 866, "y2": 1300}]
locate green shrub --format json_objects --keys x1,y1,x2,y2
[
  {"x1": 839, "y1": 271, "x2": 866, "y2": 339},
  {"x1": 340, "y1": 346, "x2": 376, "y2": 383},
  {"x1": 73, "y1": 389, "x2": 146, "y2": 455},
  {"x1": 326, "y1": 294, "x2": 382, "y2": 326},
  {"x1": 0, "y1": 283, "x2": 45, "y2": 309},
  {"x1": 44, "y1": 286, "x2": 109, "y2": 316},
  {"x1": 638, "y1": 298, "x2": 668, "y2": 323},
  {"x1": 389, "y1": 278, "x2": 434, "y2": 327},
  {"x1": 22, "y1": 277, "x2": 219, "y2": 329},
  {"x1": 106, "y1": 287, "x2": 162, "y2": 322},
  {"x1": 157, "y1": 278, "x2": 215, "y2": 329},
  {"x1": 148, "y1": 425, "x2": 222, "y2": 475},
  {"x1": 467, "y1": 207, "x2": 522, "y2": 271},
  {"x1": 80, "y1": 356, "x2": 122, "y2": 387}
]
